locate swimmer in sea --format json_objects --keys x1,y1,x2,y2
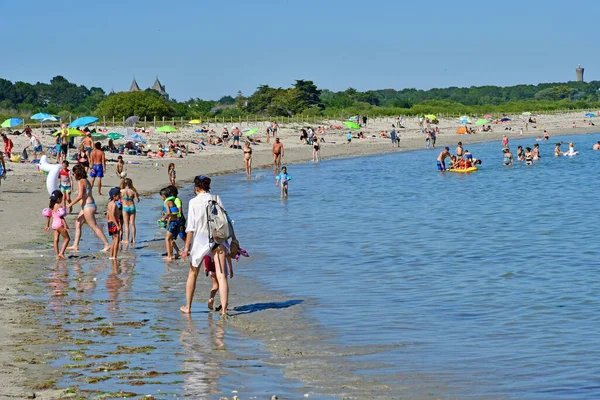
[
  {"x1": 593, "y1": 141, "x2": 600, "y2": 151},
  {"x1": 502, "y1": 148, "x2": 513, "y2": 166},
  {"x1": 436, "y1": 147, "x2": 452, "y2": 171},
  {"x1": 532, "y1": 143, "x2": 540, "y2": 161},
  {"x1": 524, "y1": 147, "x2": 534, "y2": 166},
  {"x1": 565, "y1": 142, "x2": 578, "y2": 157},
  {"x1": 554, "y1": 143, "x2": 562, "y2": 157},
  {"x1": 516, "y1": 145, "x2": 525, "y2": 162}
]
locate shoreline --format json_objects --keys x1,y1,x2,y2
[{"x1": 0, "y1": 116, "x2": 598, "y2": 397}]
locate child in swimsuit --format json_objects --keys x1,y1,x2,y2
[
  {"x1": 107, "y1": 187, "x2": 122, "y2": 259},
  {"x1": 116, "y1": 156, "x2": 126, "y2": 182},
  {"x1": 120, "y1": 178, "x2": 140, "y2": 244},
  {"x1": 275, "y1": 166, "x2": 292, "y2": 198},
  {"x1": 160, "y1": 187, "x2": 181, "y2": 260},
  {"x1": 168, "y1": 163, "x2": 176, "y2": 185},
  {"x1": 43, "y1": 190, "x2": 70, "y2": 260},
  {"x1": 58, "y1": 161, "x2": 73, "y2": 213}
]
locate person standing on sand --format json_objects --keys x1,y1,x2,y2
[
  {"x1": 24, "y1": 131, "x2": 44, "y2": 160},
  {"x1": 66, "y1": 164, "x2": 111, "y2": 253},
  {"x1": 59, "y1": 124, "x2": 68, "y2": 163},
  {"x1": 89, "y1": 142, "x2": 106, "y2": 195},
  {"x1": 437, "y1": 147, "x2": 452, "y2": 171},
  {"x1": 272, "y1": 121, "x2": 279, "y2": 138},
  {"x1": 2, "y1": 134, "x2": 13, "y2": 158},
  {"x1": 181, "y1": 175, "x2": 232, "y2": 316},
  {"x1": 0, "y1": 152, "x2": 6, "y2": 189},
  {"x1": 390, "y1": 130, "x2": 396, "y2": 148},
  {"x1": 81, "y1": 132, "x2": 94, "y2": 159},
  {"x1": 272, "y1": 137, "x2": 284, "y2": 169}
]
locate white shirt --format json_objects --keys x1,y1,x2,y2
[
  {"x1": 29, "y1": 135, "x2": 40, "y2": 146},
  {"x1": 186, "y1": 192, "x2": 225, "y2": 267}
]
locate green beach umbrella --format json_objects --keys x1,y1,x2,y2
[
  {"x1": 344, "y1": 121, "x2": 360, "y2": 130},
  {"x1": 107, "y1": 132, "x2": 124, "y2": 140},
  {"x1": 475, "y1": 118, "x2": 488, "y2": 125},
  {"x1": 91, "y1": 132, "x2": 108, "y2": 140},
  {"x1": 1, "y1": 118, "x2": 23, "y2": 128},
  {"x1": 157, "y1": 125, "x2": 177, "y2": 133},
  {"x1": 425, "y1": 114, "x2": 437, "y2": 120},
  {"x1": 52, "y1": 128, "x2": 85, "y2": 137},
  {"x1": 243, "y1": 128, "x2": 258, "y2": 136}
]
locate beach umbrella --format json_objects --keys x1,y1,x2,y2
[
  {"x1": 348, "y1": 116, "x2": 358, "y2": 121},
  {"x1": 456, "y1": 126, "x2": 467, "y2": 134},
  {"x1": 107, "y1": 132, "x2": 124, "y2": 140},
  {"x1": 501, "y1": 117, "x2": 511, "y2": 122},
  {"x1": 125, "y1": 132, "x2": 147, "y2": 144},
  {"x1": 522, "y1": 112, "x2": 532, "y2": 116},
  {"x1": 344, "y1": 121, "x2": 360, "y2": 130},
  {"x1": 156, "y1": 125, "x2": 177, "y2": 133},
  {"x1": 425, "y1": 114, "x2": 437, "y2": 120},
  {"x1": 31, "y1": 112, "x2": 55, "y2": 120},
  {"x1": 52, "y1": 128, "x2": 85, "y2": 137},
  {"x1": 459, "y1": 117, "x2": 471, "y2": 124},
  {"x1": 68, "y1": 116, "x2": 98, "y2": 128},
  {"x1": 125, "y1": 116, "x2": 140, "y2": 125},
  {"x1": 189, "y1": 119, "x2": 202, "y2": 124},
  {"x1": 585, "y1": 112, "x2": 597, "y2": 117},
  {"x1": 90, "y1": 132, "x2": 108, "y2": 140},
  {"x1": 483, "y1": 114, "x2": 492, "y2": 119},
  {"x1": 243, "y1": 128, "x2": 258, "y2": 136},
  {"x1": 1, "y1": 118, "x2": 23, "y2": 128},
  {"x1": 475, "y1": 119, "x2": 488, "y2": 125}
]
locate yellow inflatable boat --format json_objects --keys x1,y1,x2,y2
[{"x1": 447, "y1": 167, "x2": 478, "y2": 173}]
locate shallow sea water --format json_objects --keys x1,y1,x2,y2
[
  {"x1": 36, "y1": 133, "x2": 600, "y2": 399},
  {"x1": 214, "y1": 133, "x2": 600, "y2": 399}
]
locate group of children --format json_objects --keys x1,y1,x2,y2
[{"x1": 43, "y1": 160, "x2": 140, "y2": 260}]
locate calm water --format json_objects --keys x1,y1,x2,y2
[
  {"x1": 213, "y1": 133, "x2": 600, "y2": 399},
  {"x1": 37, "y1": 133, "x2": 600, "y2": 399}
]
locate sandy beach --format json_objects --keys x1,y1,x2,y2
[{"x1": 0, "y1": 112, "x2": 598, "y2": 398}]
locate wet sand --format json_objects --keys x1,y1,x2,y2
[{"x1": 0, "y1": 113, "x2": 597, "y2": 398}]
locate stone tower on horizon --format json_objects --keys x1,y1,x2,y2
[
  {"x1": 151, "y1": 76, "x2": 169, "y2": 100},
  {"x1": 576, "y1": 65, "x2": 584, "y2": 82}
]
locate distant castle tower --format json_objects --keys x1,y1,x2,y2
[
  {"x1": 576, "y1": 65, "x2": 584, "y2": 82},
  {"x1": 129, "y1": 78, "x2": 141, "y2": 92},
  {"x1": 151, "y1": 76, "x2": 169, "y2": 100}
]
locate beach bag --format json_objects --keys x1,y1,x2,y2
[
  {"x1": 21, "y1": 148, "x2": 28, "y2": 160},
  {"x1": 206, "y1": 195, "x2": 233, "y2": 243}
]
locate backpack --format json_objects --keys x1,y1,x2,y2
[{"x1": 206, "y1": 195, "x2": 233, "y2": 243}]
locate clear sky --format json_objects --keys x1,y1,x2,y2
[{"x1": 3, "y1": 0, "x2": 599, "y2": 100}]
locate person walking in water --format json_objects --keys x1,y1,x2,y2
[
  {"x1": 243, "y1": 142, "x2": 253, "y2": 177},
  {"x1": 181, "y1": 175, "x2": 232, "y2": 317},
  {"x1": 67, "y1": 164, "x2": 111, "y2": 253},
  {"x1": 272, "y1": 138, "x2": 284, "y2": 169},
  {"x1": 89, "y1": 142, "x2": 106, "y2": 195}
]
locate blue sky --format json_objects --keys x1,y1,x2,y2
[{"x1": 3, "y1": 0, "x2": 599, "y2": 100}]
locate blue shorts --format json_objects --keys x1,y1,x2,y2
[
  {"x1": 89, "y1": 164, "x2": 104, "y2": 178},
  {"x1": 437, "y1": 160, "x2": 446, "y2": 171},
  {"x1": 167, "y1": 220, "x2": 180, "y2": 236},
  {"x1": 33, "y1": 144, "x2": 43, "y2": 152}
]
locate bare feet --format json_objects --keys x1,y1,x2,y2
[
  {"x1": 207, "y1": 298, "x2": 214, "y2": 310},
  {"x1": 162, "y1": 256, "x2": 174, "y2": 261},
  {"x1": 101, "y1": 246, "x2": 110, "y2": 252},
  {"x1": 180, "y1": 306, "x2": 191, "y2": 314},
  {"x1": 66, "y1": 246, "x2": 79, "y2": 252},
  {"x1": 57, "y1": 254, "x2": 67, "y2": 260}
]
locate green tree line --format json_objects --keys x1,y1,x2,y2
[{"x1": 1, "y1": 76, "x2": 600, "y2": 121}]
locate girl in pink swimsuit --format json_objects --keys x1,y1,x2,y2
[{"x1": 43, "y1": 190, "x2": 70, "y2": 260}]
